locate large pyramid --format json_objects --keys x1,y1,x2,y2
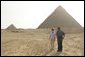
[
  {"x1": 38, "y1": 6, "x2": 82, "y2": 29},
  {"x1": 6, "y1": 24, "x2": 16, "y2": 30}
]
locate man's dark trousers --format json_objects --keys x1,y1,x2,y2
[{"x1": 57, "y1": 36, "x2": 63, "y2": 51}]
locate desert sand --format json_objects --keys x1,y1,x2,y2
[{"x1": 1, "y1": 29, "x2": 84, "y2": 56}]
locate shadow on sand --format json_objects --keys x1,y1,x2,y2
[
  {"x1": 42, "y1": 49, "x2": 62, "y2": 56},
  {"x1": 42, "y1": 49, "x2": 53, "y2": 56},
  {"x1": 52, "y1": 52, "x2": 62, "y2": 56}
]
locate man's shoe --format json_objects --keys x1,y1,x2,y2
[{"x1": 57, "y1": 50, "x2": 62, "y2": 52}]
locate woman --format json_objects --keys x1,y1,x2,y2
[{"x1": 49, "y1": 28, "x2": 56, "y2": 50}]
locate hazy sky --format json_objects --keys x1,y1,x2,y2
[{"x1": 1, "y1": 1, "x2": 84, "y2": 29}]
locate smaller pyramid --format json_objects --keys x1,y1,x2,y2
[{"x1": 6, "y1": 24, "x2": 16, "y2": 30}]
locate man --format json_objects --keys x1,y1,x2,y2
[
  {"x1": 56, "y1": 27, "x2": 65, "y2": 52},
  {"x1": 49, "y1": 28, "x2": 56, "y2": 50}
]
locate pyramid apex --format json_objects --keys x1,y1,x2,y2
[
  {"x1": 57, "y1": 5, "x2": 64, "y2": 9},
  {"x1": 58, "y1": 5, "x2": 62, "y2": 7},
  {"x1": 6, "y1": 24, "x2": 16, "y2": 30},
  {"x1": 9, "y1": 24, "x2": 15, "y2": 27},
  {"x1": 10, "y1": 24, "x2": 14, "y2": 26}
]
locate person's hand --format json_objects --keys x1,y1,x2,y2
[
  {"x1": 62, "y1": 35, "x2": 65, "y2": 39},
  {"x1": 54, "y1": 38, "x2": 55, "y2": 41}
]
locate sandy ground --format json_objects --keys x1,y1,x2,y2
[{"x1": 1, "y1": 29, "x2": 84, "y2": 56}]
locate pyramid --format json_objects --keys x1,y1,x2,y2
[
  {"x1": 6, "y1": 24, "x2": 16, "y2": 30},
  {"x1": 38, "y1": 6, "x2": 82, "y2": 29}
]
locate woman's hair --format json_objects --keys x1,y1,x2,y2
[{"x1": 51, "y1": 28, "x2": 54, "y2": 31}]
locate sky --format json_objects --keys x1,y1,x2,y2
[{"x1": 1, "y1": 1, "x2": 84, "y2": 29}]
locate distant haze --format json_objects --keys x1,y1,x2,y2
[{"x1": 1, "y1": 1, "x2": 84, "y2": 29}]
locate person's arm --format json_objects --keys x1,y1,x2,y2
[
  {"x1": 49, "y1": 35, "x2": 50, "y2": 39},
  {"x1": 49, "y1": 32, "x2": 51, "y2": 39},
  {"x1": 63, "y1": 32, "x2": 65, "y2": 37},
  {"x1": 62, "y1": 32, "x2": 65, "y2": 39},
  {"x1": 54, "y1": 31, "x2": 57, "y2": 41}
]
